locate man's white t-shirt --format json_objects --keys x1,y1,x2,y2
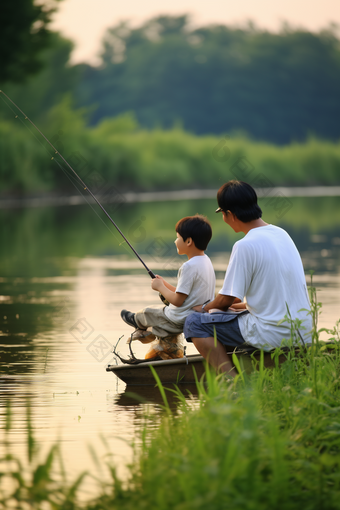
[
  {"x1": 165, "y1": 254, "x2": 216, "y2": 325},
  {"x1": 219, "y1": 225, "x2": 312, "y2": 349}
]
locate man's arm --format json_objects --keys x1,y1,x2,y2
[
  {"x1": 193, "y1": 294, "x2": 235, "y2": 313},
  {"x1": 151, "y1": 278, "x2": 187, "y2": 307}
]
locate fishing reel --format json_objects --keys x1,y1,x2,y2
[{"x1": 159, "y1": 293, "x2": 170, "y2": 306}]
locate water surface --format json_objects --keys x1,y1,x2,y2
[{"x1": 1, "y1": 196, "x2": 339, "y2": 492}]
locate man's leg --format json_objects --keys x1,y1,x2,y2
[{"x1": 191, "y1": 336, "x2": 238, "y2": 377}]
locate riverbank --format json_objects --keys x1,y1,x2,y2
[{"x1": 1, "y1": 186, "x2": 340, "y2": 209}]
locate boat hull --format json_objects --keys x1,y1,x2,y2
[
  {"x1": 106, "y1": 354, "x2": 206, "y2": 385},
  {"x1": 106, "y1": 348, "x2": 292, "y2": 385}
]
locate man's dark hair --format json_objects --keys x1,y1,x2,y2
[
  {"x1": 217, "y1": 180, "x2": 262, "y2": 222},
  {"x1": 175, "y1": 215, "x2": 212, "y2": 251}
]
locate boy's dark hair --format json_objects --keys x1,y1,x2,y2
[
  {"x1": 175, "y1": 215, "x2": 212, "y2": 251},
  {"x1": 216, "y1": 180, "x2": 262, "y2": 222}
]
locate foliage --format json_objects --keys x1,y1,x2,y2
[
  {"x1": 1, "y1": 32, "x2": 80, "y2": 122},
  {"x1": 0, "y1": 0, "x2": 62, "y2": 83},
  {"x1": 77, "y1": 15, "x2": 340, "y2": 144},
  {"x1": 1, "y1": 95, "x2": 340, "y2": 195},
  {"x1": 0, "y1": 401, "x2": 86, "y2": 509}
]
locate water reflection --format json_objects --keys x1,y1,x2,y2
[
  {"x1": 0, "y1": 196, "x2": 340, "y2": 491},
  {"x1": 1, "y1": 196, "x2": 340, "y2": 276},
  {"x1": 114, "y1": 384, "x2": 200, "y2": 410}
]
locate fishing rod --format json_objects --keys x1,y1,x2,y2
[{"x1": 0, "y1": 89, "x2": 157, "y2": 279}]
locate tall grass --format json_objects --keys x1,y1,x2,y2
[
  {"x1": 1, "y1": 97, "x2": 340, "y2": 194},
  {"x1": 1, "y1": 281, "x2": 340, "y2": 509}
]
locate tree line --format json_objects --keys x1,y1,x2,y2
[
  {"x1": 76, "y1": 15, "x2": 340, "y2": 144},
  {"x1": 2, "y1": 7, "x2": 340, "y2": 145}
]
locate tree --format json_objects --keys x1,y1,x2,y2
[
  {"x1": 2, "y1": 33, "x2": 80, "y2": 121},
  {"x1": 0, "y1": 0, "x2": 62, "y2": 83},
  {"x1": 76, "y1": 16, "x2": 340, "y2": 144}
]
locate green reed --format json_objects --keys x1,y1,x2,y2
[
  {"x1": 1, "y1": 98, "x2": 340, "y2": 195},
  {"x1": 1, "y1": 278, "x2": 340, "y2": 509}
]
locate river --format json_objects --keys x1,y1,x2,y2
[{"x1": 0, "y1": 195, "x2": 339, "y2": 495}]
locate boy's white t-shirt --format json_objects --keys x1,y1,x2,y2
[
  {"x1": 219, "y1": 225, "x2": 313, "y2": 349},
  {"x1": 165, "y1": 254, "x2": 216, "y2": 325}
]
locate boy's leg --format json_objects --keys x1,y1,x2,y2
[
  {"x1": 135, "y1": 305, "x2": 183, "y2": 338},
  {"x1": 134, "y1": 306, "x2": 184, "y2": 360}
]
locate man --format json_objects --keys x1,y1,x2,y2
[{"x1": 184, "y1": 180, "x2": 312, "y2": 377}]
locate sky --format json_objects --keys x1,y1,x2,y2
[{"x1": 51, "y1": 0, "x2": 340, "y2": 65}]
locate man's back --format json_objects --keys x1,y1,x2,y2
[{"x1": 220, "y1": 225, "x2": 312, "y2": 348}]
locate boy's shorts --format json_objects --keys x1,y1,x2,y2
[{"x1": 184, "y1": 311, "x2": 248, "y2": 348}]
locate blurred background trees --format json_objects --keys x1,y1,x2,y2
[
  {"x1": 3, "y1": 12, "x2": 340, "y2": 144},
  {"x1": 1, "y1": 0, "x2": 62, "y2": 83},
  {"x1": 76, "y1": 15, "x2": 340, "y2": 144},
  {"x1": 1, "y1": 9, "x2": 340, "y2": 194}
]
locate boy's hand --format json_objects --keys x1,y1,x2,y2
[
  {"x1": 151, "y1": 277, "x2": 163, "y2": 292},
  {"x1": 151, "y1": 278, "x2": 187, "y2": 307},
  {"x1": 155, "y1": 275, "x2": 177, "y2": 293}
]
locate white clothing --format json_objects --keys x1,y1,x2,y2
[
  {"x1": 165, "y1": 254, "x2": 216, "y2": 325},
  {"x1": 219, "y1": 225, "x2": 312, "y2": 349}
]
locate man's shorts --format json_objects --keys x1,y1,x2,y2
[{"x1": 184, "y1": 311, "x2": 249, "y2": 348}]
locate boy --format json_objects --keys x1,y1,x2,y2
[{"x1": 121, "y1": 215, "x2": 215, "y2": 357}]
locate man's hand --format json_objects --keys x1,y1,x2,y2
[
  {"x1": 192, "y1": 305, "x2": 227, "y2": 313},
  {"x1": 192, "y1": 294, "x2": 236, "y2": 313},
  {"x1": 229, "y1": 302, "x2": 247, "y2": 311}
]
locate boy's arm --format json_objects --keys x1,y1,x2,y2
[
  {"x1": 151, "y1": 278, "x2": 187, "y2": 307},
  {"x1": 154, "y1": 275, "x2": 176, "y2": 293}
]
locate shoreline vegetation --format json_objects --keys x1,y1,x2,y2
[
  {"x1": 1, "y1": 100, "x2": 340, "y2": 197},
  {"x1": 1, "y1": 283, "x2": 340, "y2": 509}
]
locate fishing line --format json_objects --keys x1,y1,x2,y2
[
  {"x1": 0, "y1": 90, "x2": 157, "y2": 279},
  {"x1": 0, "y1": 92, "x2": 128, "y2": 245},
  {"x1": 0, "y1": 91, "x2": 129, "y2": 255},
  {"x1": 1, "y1": 94, "x2": 90, "y2": 193}
]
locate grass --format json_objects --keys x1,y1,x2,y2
[{"x1": 1, "y1": 279, "x2": 340, "y2": 509}]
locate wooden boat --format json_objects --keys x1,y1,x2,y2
[
  {"x1": 106, "y1": 346, "x2": 295, "y2": 386},
  {"x1": 106, "y1": 354, "x2": 205, "y2": 385}
]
